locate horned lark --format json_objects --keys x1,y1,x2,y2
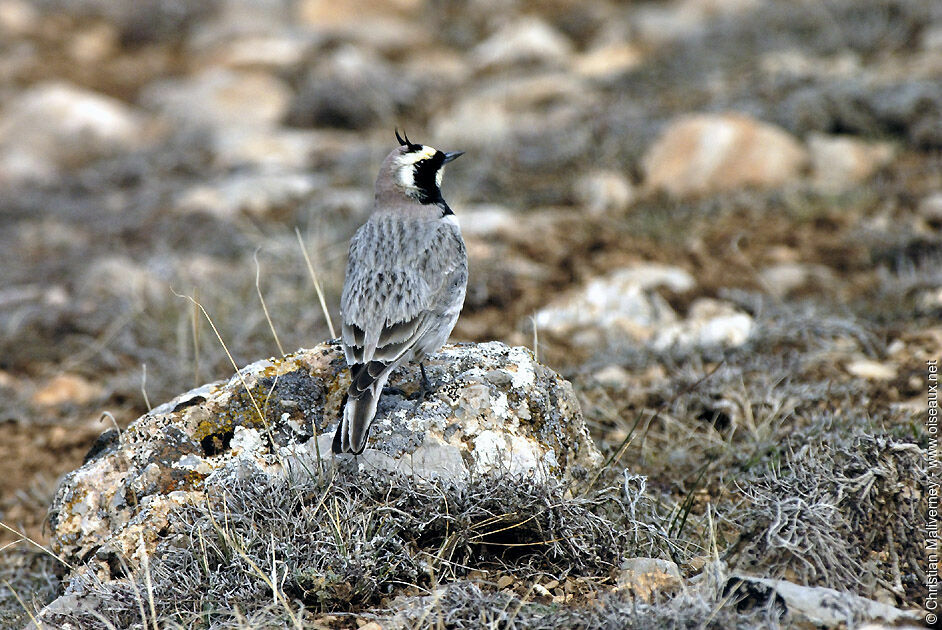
[{"x1": 332, "y1": 131, "x2": 467, "y2": 454}]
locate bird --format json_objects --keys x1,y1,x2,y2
[{"x1": 332, "y1": 130, "x2": 468, "y2": 454}]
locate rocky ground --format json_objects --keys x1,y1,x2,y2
[{"x1": 0, "y1": 0, "x2": 938, "y2": 628}]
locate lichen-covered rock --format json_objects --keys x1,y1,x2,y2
[{"x1": 48, "y1": 341, "x2": 600, "y2": 572}]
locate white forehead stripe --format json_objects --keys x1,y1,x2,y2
[
  {"x1": 396, "y1": 145, "x2": 440, "y2": 191},
  {"x1": 399, "y1": 145, "x2": 438, "y2": 165}
]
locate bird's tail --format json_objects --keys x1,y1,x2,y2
[{"x1": 333, "y1": 361, "x2": 390, "y2": 454}]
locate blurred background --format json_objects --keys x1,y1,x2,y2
[{"x1": 0, "y1": 0, "x2": 938, "y2": 589}]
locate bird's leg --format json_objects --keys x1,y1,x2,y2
[
  {"x1": 408, "y1": 362, "x2": 435, "y2": 411},
  {"x1": 419, "y1": 362, "x2": 432, "y2": 395}
]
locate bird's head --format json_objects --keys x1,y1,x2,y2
[{"x1": 380, "y1": 129, "x2": 463, "y2": 205}]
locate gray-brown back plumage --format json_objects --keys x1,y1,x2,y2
[{"x1": 333, "y1": 134, "x2": 467, "y2": 454}]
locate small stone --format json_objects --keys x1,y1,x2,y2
[
  {"x1": 67, "y1": 23, "x2": 118, "y2": 65},
  {"x1": 174, "y1": 172, "x2": 321, "y2": 220},
  {"x1": 684, "y1": 555, "x2": 709, "y2": 573},
  {"x1": 81, "y1": 256, "x2": 169, "y2": 308},
  {"x1": 0, "y1": 0, "x2": 38, "y2": 36},
  {"x1": 296, "y1": 0, "x2": 428, "y2": 54},
  {"x1": 918, "y1": 192, "x2": 942, "y2": 225},
  {"x1": 472, "y1": 17, "x2": 573, "y2": 70},
  {"x1": 916, "y1": 288, "x2": 942, "y2": 315},
  {"x1": 592, "y1": 365, "x2": 632, "y2": 388},
  {"x1": 211, "y1": 128, "x2": 321, "y2": 171},
  {"x1": 759, "y1": 49, "x2": 861, "y2": 81},
  {"x1": 846, "y1": 359, "x2": 897, "y2": 381},
  {"x1": 807, "y1": 133, "x2": 895, "y2": 193},
  {"x1": 924, "y1": 25, "x2": 942, "y2": 52},
  {"x1": 574, "y1": 170, "x2": 636, "y2": 215},
  {"x1": 31, "y1": 374, "x2": 104, "y2": 408},
  {"x1": 431, "y1": 95, "x2": 512, "y2": 147},
  {"x1": 532, "y1": 583, "x2": 552, "y2": 597},
  {"x1": 758, "y1": 262, "x2": 836, "y2": 299},
  {"x1": 633, "y1": 0, "x2": 763, "y2": 46},
  {"x1": 456, "y1": 205, "x2": 518, "y2": 238},
  {"x1": 572, "y1": 44, "x2": 643, "y2": 78},
  {"x1": 642, "y1": 113, "x2": 808, "y2": 198},
  {"x1": 213, "y1": 34, "x2": 313, "y2": 72},
  {"x1": 616, "y1": 557, "x2": 682, "y2": 601},
  {"x1": 140, "y1": 68, "x2": 292, "y2": 130},
  {"x1": 652, "y1": 299, "x2": 754, "y2": 351}
]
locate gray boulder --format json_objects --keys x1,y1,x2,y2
[{"x1": 48, "y1": 340, "x2": 601, "y2": 572}]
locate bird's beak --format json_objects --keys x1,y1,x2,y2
[{"x1": 443, "y1": 151, "x2": 464, "y2": 163}]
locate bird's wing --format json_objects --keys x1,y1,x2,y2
[{"x1": 340, "y1": 219, "x2": 464, "y2": 366}]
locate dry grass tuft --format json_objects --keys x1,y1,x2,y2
[
  {"x1": 728, "y1": 429, "x2": 927, "y2": 603},
  {"x1": 46, "y1": 468, "x2": 677, "y2": 627}
]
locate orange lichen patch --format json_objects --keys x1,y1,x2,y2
[
  {"x1": 163, "y1": 468, "x2": 208, "y2": 493},
  {"x1": 260, "y1": 355, "x2": 303, "y2": 379},
  {"x1": 190, "y1": 380, "x2": 285, "y2": 455}
]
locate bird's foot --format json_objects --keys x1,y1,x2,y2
[
  {"x1": 407, "y1": 362, "x2": 435, "y2": 401},
  {"x1": 408, "y1": 362, "x2": 436, "y2": 412}
]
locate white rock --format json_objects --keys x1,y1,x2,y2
[
  {"x1": 534, "y1": 264, "x2": 695, "y2": 343},
  {"x1": 727, "y1": 575, "x2": 922, "y2": 628},
  {"x1": 633, "y1": 0, "x2": 765, "y2": 46},
  {"x1": 808, "y1": 133, "x2": 895, "y2": 192},
  {"x1": 140, "y1": 68, "x2": 292, "y2": 130},
  {"x1": 924, "y1": 25, "x2": 942, "y2": 52},
  {"x1": 916, "y1": 287, "x2": 942, "y2": 315},
  {"x1": 574, "y1": 170, "x2": 637, "y2": 215},
  {"x1": 846, "y1": 359, "x2": 897, "y2": 381},
  {"x1": 211, "y1": 127, "x2": 321, "y2": 171},
  {"x1": 642, "y1": 113, "x2": 808, "y2": 198},
  {"x1": 433, "y1": 96, "x2": 513, "y2": 147},
  {"x1": 185, "y1": 0, "x2": 310, "y2": 70},
  {"x1": 432, "y1": 72, "x2": 590, "y2": 147},
  {"x1": 79, "y1": 256, "x2": 169, "y2": 309},
  {"x1": 0, "y1": 0, "x2": 38, "y2": 36},
  {"x1": 918, "y1": 192, "x2": 942, "y2": 224},
  {"x1": 212, "y1": 34, "x2": 314, "y2": 71},
  {"x1": 652, "y1": 298, "x2": 753, "y2": 351},
  {"x1": 174, "y1": 172, "x2": 321, "y2": 220},
  {"x1": 0, "y1": 82, "x2": 148, "y2": 185},
  {"x1": 758, "y1": 262, "x2": 836, "y2": 298},
  {"x1": 760, "y1": 49, "x2": 862, "y2": 81},
  {"x1": 533, "y1": 266, "x2": 753, "y2": 353},
  {"x1": 456, "y1": 204, "x2": 518, "y2": 237},
  {"x1": 472, "y1": 17, "x2": 573, "y2": 70},
  {"x1": 572, "y1": 44, "x2": 644, "y2": 79},
  {"x1": 296, "y1": 0, "x2": 431, "y2": 54},
  {"x1": 592, "y1": 364, "x2": 633, "y2": 388}
]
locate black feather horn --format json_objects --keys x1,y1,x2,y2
[{"x1": 395, "y1": 128, "x2": 410, "y2": 146}]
